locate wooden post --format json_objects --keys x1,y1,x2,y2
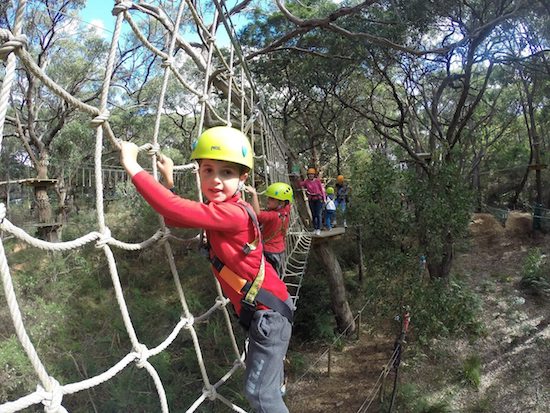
[
  {"x1": 327, "y1": 346, "x2": 332, "y2": 377},
  {"x1": 357, "y1": 225, "x2": 365, "y2": 282},
  {"x1": 357, "y1": 311, "x2": 362, "y2": 340}
]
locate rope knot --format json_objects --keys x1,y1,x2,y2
[
  {"x1": 95, "y1": 228, "x2": 113, "y2": 248},
  {"x1": 161, "y1": 57, "x2": 174, "y2": 68},
  {"x1": 182, "y1": 315, "x2": 194, "y2": 329},
  {"x1": 39, "y1": 377, "x2": 66, "y2": 413},
  {"x1": 203, "y1": 385, "x2": 217, "y2": 401},
  {"x1": 90, "y1": 110, "x2": 110, "y2": 127},
  {"x1": 198, "y1": 95, "x2": 208, "y2": 103},
  {"x1": 145, "y1": 143, "x2": 160, "y2": 156},
  {"x1": 134, "y1": 343, "x2": 149, "y2": 368},
  {"x1": 215, "y1": 296, "x2": 228, "y2": 308},
  {"x1": 159, "y1": 228, "x2": 171, "y2": 244},
  {"x1": 0, "y1": 29, "x2": 28, "y2": 60},
  {"x1": 0, "y1": 202, "x2": 5, "y2": 223},
  {"x1": 234, "y1": 357, "x2": 246, "y2": 370},
  {"x1": 112, "y1": 0, "x2": 133, "y2": 15}
]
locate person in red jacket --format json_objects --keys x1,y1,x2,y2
[
  {"x1": 245, "y1": 182, "x2": 293, "y2": 278},
  {"x1": 120, "y1": 126, "x2": 293, "y2": 413}
]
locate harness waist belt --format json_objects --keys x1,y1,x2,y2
[
  {"x1": 211, "y1": 256, "x2": 294, "y2": 323},
  {"x1": 242, "y1": 282, "x2": 294, "y2": 322}
]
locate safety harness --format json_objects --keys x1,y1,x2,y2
[
  {"x1": 261, "y1": 209, "x2": 289, "y2": 246},
  {"x1": 203, "y1": 201, "x2": 293, "y2": 330}
]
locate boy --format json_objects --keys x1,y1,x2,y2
[
  {"x1": 120, "y1": 126, "x2": 293, "y2": 413},
  {"x1": 245, "y1": 182, "x2": 293, "y2": 278},
  {"x1": 324, "y1": 186, "x2": 336, "y2": 231}
]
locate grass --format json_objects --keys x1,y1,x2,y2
[{"x1": 461, "y1": 354, "x2": 482, "y2": 388}]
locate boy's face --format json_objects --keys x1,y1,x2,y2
[
  {"x1": 199, "y1": 159, "x2": 248, "y2": 203},
  {"x1": 266, "y1": 197, "x2": 282, "y2": 210}
]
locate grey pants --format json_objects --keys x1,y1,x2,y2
[
  {"x1": 264, "y1": 251, "x2": 284, "y2": 279},
  {"x1": 244, "y1": 305, "x2": 292, "y2": 413}
]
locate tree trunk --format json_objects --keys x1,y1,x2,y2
[
  {"x1": 427, "y1": 231, "x2": 453, "y2": 281},
  {"x1": 315, "y1": 241, "x2": 355, "y2": 335},
  {"x1": 471, "y1": 155, "x2": 482, "y2": 212},
  {"x1": 34, "y1": 152, "x2": 59, "y2": 242}
]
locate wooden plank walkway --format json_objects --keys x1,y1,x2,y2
[{"x1": 311, "y1": 227, "x2": 346, "y2": 238}]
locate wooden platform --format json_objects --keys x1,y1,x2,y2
[
  {"x1": 0, "y1": 178, "x2": 58, "y2": 186},
  {"x1": 311, "y1": 226, "x2": 346, "y2": 238}
]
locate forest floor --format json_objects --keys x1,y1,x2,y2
[{"x1": 285, "y1": 212, "x2": 550, "y2": 413}]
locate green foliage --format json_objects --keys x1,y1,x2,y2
[
  {"x1": 363, "y1": 269, "x2": 485, "y2": 345},
  {"x1": 0, "y1": 337, "x2": 36, "y2": 402},
  {"x1": 520, "y1": 248, "x2": 550, "y2": 298},
  {"x1": 461, "y1": 354, "x2": 482, "y2": 388},
  {"x1": 396, "y1": 383, "x2": 451, "y2": 413},
  {"x1": 408, "y1": 278, "x2": 485, "y2": 343},
  {"x1": 351, "y1": 151, "x2": 412, "y2": 266},
  {"x1": 406, "y1": 163, "x2": 473, "y2": 277}
]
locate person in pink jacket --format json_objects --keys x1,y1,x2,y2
[
  {"x1": 299, "y1": 167, "x2": 325, "y2": 235},
  {"x1": 120, "y1": 126, "x2": 292, "y2": 413}
]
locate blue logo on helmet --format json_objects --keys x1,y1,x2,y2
[{"x1": 242, "y1": 146, "x2": 248, "y2": 158}]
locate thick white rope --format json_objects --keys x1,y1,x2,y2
[{"x1": 0, "y1": 0, "x2": 26, "y2": 150}]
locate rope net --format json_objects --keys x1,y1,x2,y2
[{"x1": 0, "y1": 1, "x2": 312, "y2": 412}]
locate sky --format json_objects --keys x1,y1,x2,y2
[
  {"x1": 80, "y1": 0, "x2": 116, "y2": 38},
  {"x1": 79, "y1": 0, "x2": 249, "y2": 45}
]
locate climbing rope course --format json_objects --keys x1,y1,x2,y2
[{"x1": 0, "y1": 1, "x2": 312, "y2": 412}]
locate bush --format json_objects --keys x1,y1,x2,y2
[
  {"x1": 520, "y1": 248, "x2": 550, "y2": 298},
  {"x1": 461, "y1": 354, "x2": 482, "y2": 388}
]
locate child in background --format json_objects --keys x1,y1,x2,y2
[
  {"x1": 325, "y1": 187, "x2": 336, "y2": 231},
  {"x1": 335, "y1": 174, "x2": 350, "y2": 228},
  {"x1": 120, "y1": 126, "x2": 292, "y2": 413},
  {"x1": 299, "y1": 167, "x2": 325, "y2": 235},
  {"x1": 245, "y1": 182, "x2": 293, "y2": 278}
]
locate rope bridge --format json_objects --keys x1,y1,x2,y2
[{"x1": 0, "y1": 1, "x2": 312, "y2": 412}]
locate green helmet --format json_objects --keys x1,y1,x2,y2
[
  {"x1": 326, "y1": 186, "x2": 335, "y2": 195},
  {"x1": 190, "y1": 126, "x2": 253, "y2": 170},
  {"x1": 265, "y1": 182, "x2": 293, "y2": 203}
]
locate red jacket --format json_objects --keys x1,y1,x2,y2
[
  {"x1": 258, "y1": 204, "x2": 290, "y2": 253},
  {"x1": 132, "y1": 171, "x2": 289, "y2": 315}
]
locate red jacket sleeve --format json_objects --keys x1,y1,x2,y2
[{"x1": 132, "y1": 171, "x2": 248, "y2": 230}]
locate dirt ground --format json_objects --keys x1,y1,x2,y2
[{"x1": 285, "y1": 212, "x2": 550, "y2": 413}]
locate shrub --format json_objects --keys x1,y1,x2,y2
[
  {"x1": 520, "y1": 248, "x2": 550, "y2": 298},
  {"x1": 461, "y1": 354, "x2": 482, "y2": 388}
]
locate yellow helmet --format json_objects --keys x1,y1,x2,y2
[
  {"x1": 265, "y1": 182, "x2": 293, "y2": 203},
  {"x1": 326, "y1": 186, "x2": 335, "y2": 195},
  {"x1": 337, "y1": 175, "x2": 344, "y2": 183},
  {"x1": 307, "y1": 167, "x2": 316, "y2": 175},
  {"x1": 190, "y1": 126, "x2": 253, "y2": 170}
]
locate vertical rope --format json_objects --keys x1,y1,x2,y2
[
  {"x1": 0, "y1": 240, "x2": 51, "y2": 390},
  {"x1": 0, "y1": 0, "x2": 27, "y2": 151},
  {"x1": 226, "y1": 45, "x2": 235, "y2": 126}
]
